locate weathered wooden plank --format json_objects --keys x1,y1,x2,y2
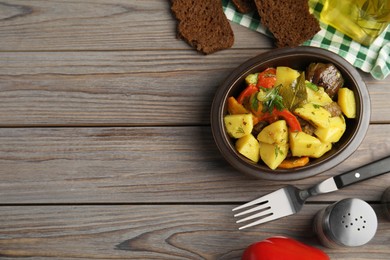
[
  {"x1": 0, "y1": 125, "x2": 388, "y2": 204},
  {"x1": 0, "y1": 50, "x2": 388, "y2": 126},
  {"x1": 1, "y1": 2, "x2": 388, "y2": 260},
  {"x1": 0, "y1": 49, "x2": 262, "y2": 126},
  {"x1": 0, "y1": 204, "x2": 389, "y2": 259},
  {"x1": 0, "y1": 0, "x2": 272, "y2": 51}
]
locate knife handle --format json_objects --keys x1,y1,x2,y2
[{"x1": 333, "y1": 156, "x2": 390, "y2": 189}]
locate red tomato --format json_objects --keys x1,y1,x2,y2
[
  {"x1": 242, "y1": 237, "x2": 329, "y2": 260},
  {"x1": 256, "y1": 68, "x2": 276, "y2": 89}
]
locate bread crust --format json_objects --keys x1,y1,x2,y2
[
  {"x1": 254, "y1": 0, "x2": 320, "y2": 47},
  {"x1": 171, "y1": 0, "x2": 234, "y2": 54}
]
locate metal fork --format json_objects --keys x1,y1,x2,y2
[{"x1": 233, "y1": 155, "x2": 390, "y2": 230}]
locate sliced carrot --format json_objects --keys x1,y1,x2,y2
[
  {"x1": 227, "y1": 96, "x2": 249, "y2": 115},
  {"x1": 278, "y1": 156, "x2": 310, "y2": 169},
  {"x1": 251, "y1": 115, "x2": 260, "y2": 126}
]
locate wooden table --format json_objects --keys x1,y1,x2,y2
[{"x1": 0, "y1": 1, "x2": 389, "y2": 259}]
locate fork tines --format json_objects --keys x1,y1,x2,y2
[
  {"x1": 232, "y1": 188, "x2": 294, "y2": 230},
  {"x1": 232, "y1": 199, "x2": 273, "y2": 230}
]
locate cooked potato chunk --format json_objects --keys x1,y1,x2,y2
[
  {"x1": 257, "y1": 120, "x2": 288, "y2": 144},
  {"x1": 259, "y1": 142, "x2": 289, "y2": 170},
  {"x1": 236, "y1": 134, "x2": 260, "y2": 163},
  {"x1": 294, "y1": 103, "x2": 331, "y2": 128},
  {"x1": 275, "y1": 66, "x2": 300, "y2": 87},
  {"x1": 306, "y1": 86, "x2": 333, "y2": 106},
  {"x1": 223, "y1": 64, "x2": 351, "y2": 171},
  {"x1": 312, "y1": 142, "x2": 332, "y2": 158},
  {"x1": 289, "y1": 131, "x2": 323, "y2": 157},
  {"x1": 338, "y1": 88, "x2": 356, "y2": 118},
  {"x1": 224, "y1": 114, "x2": 253, "y2": 138},
  {"x1": 315, "y1": 116, "x2": 346, "y2": 143}
]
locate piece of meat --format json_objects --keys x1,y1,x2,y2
[
  {"x1": 324, "y1": 102, "x2": 343, "y2": 117},
  {"x1": 306, "y1": 63, "x2": 344, "y2": 99}
]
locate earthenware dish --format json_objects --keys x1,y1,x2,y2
[{"x1": 210, "y1": 46, "x2": 370, "y2": 180}]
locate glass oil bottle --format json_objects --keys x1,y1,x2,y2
[{"x1": 320, "y1": 0, "x2": 390, "y2": 46}]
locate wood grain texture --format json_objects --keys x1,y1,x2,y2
[
  {"x1": 0, "y1": 0, "x2": 272, "y2": 51},
  {"x1": 0, "y1": 125, "x2": 388, "y2": 204},
  {"x1": 0, "y1": 49, "x2": 259, "y2": 126},
  {"x1": 0, "y1": 1, "x2": 389, "y2": 259},
  {"x1": 0, "y1": 205, "x2": 389, "y2": 259},
  {"x1": 0, "y1": 50, "x2": 389, "y2": 126}
]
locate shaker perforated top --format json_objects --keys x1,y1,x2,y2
[{"x1": 327, "y1": 198, "x2": 377, "y2": 247}]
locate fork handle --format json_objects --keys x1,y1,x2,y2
[{"x1": 333, "y1": 155, "x2": 390, "y2": 189}]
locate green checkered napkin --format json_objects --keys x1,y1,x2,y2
[{"x1": 222, "y1": 0, "x2": 390, "y2": 80}]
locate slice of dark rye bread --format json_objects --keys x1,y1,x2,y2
[
  {"x1": 232, "y1": 0, "x2": 256, "y2": 14},
  {"x1": 254, "y1": 0, "x2": 320, "y2": 47},
  {"x1": 170, "y1": 0, "x2": 234, "y2": 54}
]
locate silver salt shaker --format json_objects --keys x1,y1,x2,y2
[{"x1": 313, "y1": 198, "x2": 378, "y2": 248}]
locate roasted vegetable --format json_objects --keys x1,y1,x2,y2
[
  {"x1": 256, "y1": 67, "x2": 277, "y2": 89},
  {"x1": 338, "y1": 87, "x2": 356, "y2": 118},
  {"x1": 236, "y1": 134, "x2": 260, "y2": 163},
  {"x1": 278, "y1": 156, "x2": 310, "y2": 169},
  {"x1": 275, "y1": 66, "x2": 300, "y2": 88},
  {"x1": 312, "y1": 142, "x2": 332, "y2": 158},
  {"x1": 259, "y1": 108, "x2": 302, "y2": 133},
  {"x1": 249, "y1": 92, "x2": 264, "y2": 117},
  {"x1": 242, "y1": 236, "x2": 330, "y2": 260},
  {"x1": 227, "y1": 96, "x2": 249, "y2": 115},
  {"x1": 289, "y1": 131, "x2": 331, "y2": 158},
  {"x1": 306, "y1": 63, "x2": 344, "y2": 98},
  {"x1": 224, "y1": 64, "x2": 348, "y2": 170},
  {"x1": 273, "y1": 109, "x2": 302, "y2": 132},
  {"x1": 259, "y1": 142, "x2": 289, "y2": 170},
  {"x1": 294, "y1": 103, "x2": 332, "y2": 128},
  {"x1": 257, "y1": 120, "x2": 288, "y2": 144},
  {"x1": 224, "y1": 114, "x2": 253, "y2": 138},
  {"x1": 315, "y1": 116, "x2": 346, "y2": 143},
  {"x1": 227, "y1": 97, "x2": 260, "y2": 126},
  {"x1": 256, "y1": 85, "x2": 284, "y2": 113},
  {"x1": 245, "y1": 73, "x2": 259, "y2": 85},
  {"x1": 237, "y1": 84, "x2": 258, "y2": 104},
  {"x1": 306, "y1": 85, "x2": 333, "y2": 106}
]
